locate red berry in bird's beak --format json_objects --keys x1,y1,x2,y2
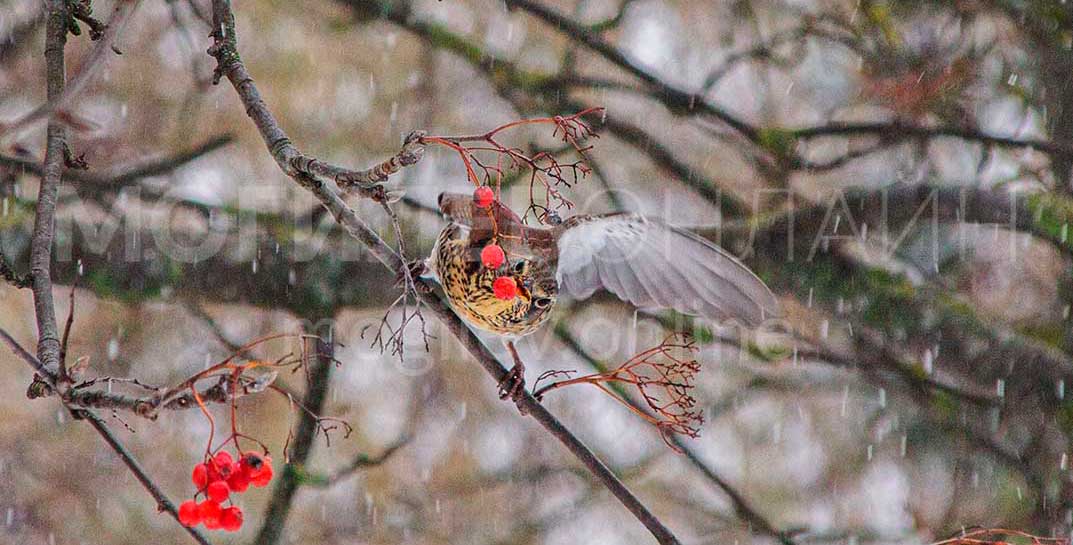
[
  {"x1": 492, "y1": 276, "x2": 518, "y2": 300},
  {"x1": 473, "y1": 186, "x2": 494, "y2": 208},
  {"x1": 480, "y1": 244, "x2": 506, "y2": 269}
]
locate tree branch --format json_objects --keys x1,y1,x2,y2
[
  {"x1": 0, "y1": 0, "x2": 143, "y2": 138},
  {"x1": 81, "y1": 411, "x2": 215, "y2": 545},
  {"x1": 554, "y1": 325, "x2": 794, "y2": 545},
  {"x1": 206, "y1": 2, "x2": 681, "y2": 542},
  {"x1": 1, "y1": 330, "x2": 214, "y2": 545},
  {"x1": 0, "y1": 134, "x2": 234, "y2": 188},
  {"x1": 790, "y1": 120, "x2": 1073, "y2": 159},
  {"x1": 502, "y1": 0, "x2": 761, "y2": 144},
  {"x1": 302, "y1": 435, "x2": 411, "y2": 488},
  {"x1": 253, "y1": 328, "x2": 335, "y2": 545},
  {"x1": 33, "y1": 0, "x2": 72, "y2": 385},
  {"x1": 504, "y1": 0, "x2": 1073, "y2": 163}
]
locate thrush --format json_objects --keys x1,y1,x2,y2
[{"x1": 420, "y1": 191, "x2": 779, "y2": 404}]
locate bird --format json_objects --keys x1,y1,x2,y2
[{"x1": 418, "y1": 191, "x2": 780, "y2": 404}]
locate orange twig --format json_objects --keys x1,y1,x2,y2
[{"x1": 421, "y1": 107, "x2": 605, "y2": 224}]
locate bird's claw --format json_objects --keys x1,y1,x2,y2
[
  {"x1": 498, "y1": 363, "x2": 528, "y2": 414},
  {"x1": 396, "y1": 260, "x2": 432, "y2": 293}
]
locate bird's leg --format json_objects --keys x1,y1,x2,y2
[{"x1": 499, "y1": 340, "x2": 528, "y2": 414}]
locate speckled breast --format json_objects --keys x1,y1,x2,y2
[{"x1": 432, "y1": 224, "x2": 556, "y2": 337}]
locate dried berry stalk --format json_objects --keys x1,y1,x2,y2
[
  {"x1": 420, "y1": 106, "x2": 604, "y2": 224},
  {"x1": 931, "y1": 528, "x2": 1070, "y2": 545},
  {"x1": 534, "y1": 333, "x2": 704, "y2": 451},
  {"x1": 141, "y1": 333, "x2": 351, "y2": 459}
]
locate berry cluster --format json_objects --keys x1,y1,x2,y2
[
  {"x1": 177, "y1": 451, "x2": 274, "y2": 531},
  {"x1": 473, "y1": 187, "x2": 520, "y2": 301}
]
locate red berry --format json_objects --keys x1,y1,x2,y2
[
  {"x1": 239, "y1": 454, "x2": 263, "y2": 474},
  {"x1": 192, "y1": 463, "x2": 209, "y2": 488},
  {"x1": 251, "y1": 462, "x2": 273, "y2": 487},
  {"x1": 220, "y1": 506, "x2": 244, "y2": 532},
  {"x1": 480, "y1": 244, "x2": 506, "y2": 269},
  {"x1": 214, "y1": 451, "x2": 233, "y2": 466},
  {"x1": 473, "y1": 186, "x2": 494, "y2": 208},
  {"x1": 198, "y1": 500, "x2": 222, "y2": 529},
  {"x1": 212, "y1": 452, "x2": 235, "y2": 478},
  {"x1": 206, "y1": 480, "x2": 230, "y2": 503},
  {"x1": 178, "y1": 500, "x2": 201, "y2": 527},
  {"x1": 227, "y1": 470, "x2": 250, "y2": 493},
  {"x1": 492, "y1": 276, "x2": 518, "y2": 300}
]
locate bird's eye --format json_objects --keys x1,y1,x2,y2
[
  {"x1": 513, "y1": 260, "x2": 527, "y2": 273},
  {"x1": 534, "y1": 297, "x2": 552, "y2": 309}
]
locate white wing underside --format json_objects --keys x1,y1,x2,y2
[{"x1": 556, "y1": 216, "x2": 779, "y2": 326}]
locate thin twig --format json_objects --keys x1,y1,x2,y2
[
  {"x1": 311, "y1": 435, "x2": 411, "y2": 487},
  {"x1": 0, "y1": 134, "x2": 234, "y2": 187},
  {"x1": 0, "y1": 0, "x2": 143, "y2": 139}
]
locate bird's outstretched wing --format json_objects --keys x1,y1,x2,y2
[{"x1": 555, "y1": 215, "x2": 779, "y2": 326}]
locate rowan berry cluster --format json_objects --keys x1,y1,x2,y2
[
  {"x1": 473, "y1": 187, "x2": 519, "y2": 301},
  {"x1": 177, "y1": 451, "x2": 274, "y2": 531}
]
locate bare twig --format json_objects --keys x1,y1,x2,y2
[
  {"x1": 420, "y1": 107, "x2": 603, "y2": 223},
  {"x1": 0, "y1": 0, "x2": 143, "y2": 139},
  {"x1": 534, "y1": 333, "x2": 705, "y2": 450},
  {"x1": 309, "y1": 435, "x2": 411, "y2": 487}
]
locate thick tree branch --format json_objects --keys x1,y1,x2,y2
[
  {"x1": 33, "y1": 0, "x2": 71, "y2": 385},
  {"x1": 7, "y1": 5, "x2": 219, "y2": 543},
  {"x1": 205, "y1": 9, "x2": 422, "y2": 199},
  {"x1": 207, "y1": 2, "x2": 681, "y2": 542}
]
